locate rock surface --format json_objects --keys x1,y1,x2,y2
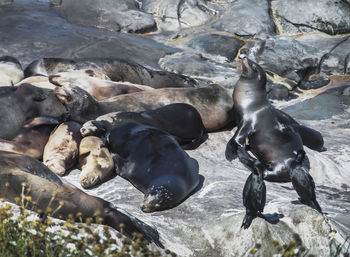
[{"x1": 1, "y1": 0, "x2": 350, "y2": 256}]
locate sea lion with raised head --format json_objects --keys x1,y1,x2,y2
[
  {"x1": 107, "y1": 122, "x2": 200, "y2": 213},
  {"x1": 0, "y1": 151, "x2": 162, "y2": 247},
  {"x1": 226, "y1": 56, "x2": 322, "y2": 214}
]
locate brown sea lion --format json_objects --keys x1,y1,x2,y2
[
  {"x1": 79, "y1": 136, "x2": 114, "y2": 188},
  {"x1": 0, "y1": 151, "x2": 162, "y2": 247},
  {"x1": 0, "y1": 117, "x2": 58, "y2": 159},
  {"x1": 43, "y1": 121, "x2": 82, "y2": 176},
  {"x1": 54, "y1": 84, "x2": 233, "y2": 131}
]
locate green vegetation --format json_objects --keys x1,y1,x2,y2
[{"x1": 0, "y1": 186, "x2": 175, "y2": 257}]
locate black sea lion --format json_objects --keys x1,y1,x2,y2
[
  {"x1": 43, "y1": 121, "x2": 82, "y2": 176},
  {"x1": 24, "y1": 57, "x2": 197, "y2": 89},
  {"x1": 226, "y1": 56, "x2": 322, "y2": 213},
  {"x1": 0, "y1": 116, "x2": 58, "y2": 159},
  {"x1": 0, "y1": 56, "x2": 24, "y2": 86},
  {"x1": 107, "y1": 122, "x2": 200, "y2": 213},
  {"x1": 81, "y1": 103, "x2": 206, "y2": 149},
  {"x1": 0, "y1": 84, "x2": 67, "y2": 140},
  {"x1": 226, "y1": 55, "x2": 324, "y2": 182},
  {"x1": 54, "y1": 84, "x2": 233, "y2": 131},
  {"x1": 0, "y1": 151, "x2": 162, "y2": 246}
]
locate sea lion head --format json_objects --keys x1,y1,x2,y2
[
  {"x1": 141, "y1": 185, "x2": 175, "y2": 213},
  {"x1": 238, "y1": 55, "x2": 266, "y2": 89}
]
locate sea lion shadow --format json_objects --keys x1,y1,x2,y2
[{"x1": 258, "y1": 212, "x2": 284, "y2": 225}]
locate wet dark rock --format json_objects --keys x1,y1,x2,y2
[
  {"x1": 0, "y1": 1, "x2": 179, "y2": 68},
  {"x1": 299, "y1": 75, "x2": 330, "y2": 90},
  {"x1": 267, "y1": 83, "x2": 289, "y2": 100},
  {"x1": 142, "y1": 0, "x2": 216, "y2": 31},
  {"x1": 56, "y1": 0, "x2": 156, "y2": 34},
  {"x1": 282, "y1": 86, "x2": 350, "y2": 120},
  {"x1": 210, "y1": 0, "x2": 276, "y2": 38},
  {"x1": 272, "y1": 0, "x2": 350, "y2": 35},
  {"x1": 187, "y1": 34, "x2": 244, "y2": 61}
]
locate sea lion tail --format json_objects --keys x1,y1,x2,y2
[{"x1": 114, "y1": 207, "x2": 164, "y2": 248}]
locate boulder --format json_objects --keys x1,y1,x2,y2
[
  {"x1": 56, "y1": 0, "x2": 156, "y2": 33},
  {"x1": 272, "y1": 0, "x2": 350, "y2": 35},
  {"x1": 210, "y1": 0, "x2": 276, "y2": 38}
]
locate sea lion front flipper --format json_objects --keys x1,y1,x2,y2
[
  {"x1": 291, "y1": 124, "x2": 325, "y2": 152},
  {"x1": 226, "y1": 120, "x2": 251, "y2": 161},
  {"x1": 23, "y1": 116, "x2": 59, "y2": 128},
  {"x1": 111, "y1": 153, "x2": 130, "y2": 177}
]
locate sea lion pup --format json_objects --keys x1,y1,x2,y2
[
  {"x1": 24, "y1": 57, "x2": 198, "y2": 88},
  {"x1": 54, "y1": 84, "x2": 233, "y2": 132},
  {"x1": 0, "y1": 83, "x2": 67, "y2": 140},
  {"x1": 226, "y1": 55, "x2": 324, "y2": 182},
  {"x1": 226, "y1": 56, "x2": 322, "y2": 212},
  {"x1": 107, "y1": 122, "x2": 200, "y2": 213},
  {"x1": 49, "y1": 69, "x2": 154, "y2": 101},
  {"x1": 79, "y1": 136, "x2": 114, "y2": 188},
  {"x1": 0, "y1": 117, "x2": 58, "y2": 159},
  {"x1": 81, "y1": 103, "x2": 206, "y2": 149},
  {"x1": 0, "y1": 56, "x2": 24, "y2": 86},
  {"x1": 290, "y1": 150, "x2": 322, "y2": 213},
  {"x1": 0, "y1": 151, "x2": 162, "y2": 247},
  {"x1": 43, "y1": 121, "x2": 82, "y2": 176}
]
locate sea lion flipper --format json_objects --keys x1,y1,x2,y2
[
  {"x1": 291, "y1": 124, "x2": 324, "y2": 151},
  {"x1": 111, "y1": 153, "x2": 128, "y2": 176}
]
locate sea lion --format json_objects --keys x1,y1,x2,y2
[
  {"x1": 0, "y1": 83, "x2": 67, "y2": 140},
  {"x1": 107, "y1": 122, "x2": 200, "y2": 212},
  {"x1": 0, "y1": 116, "x2": 58, "y2": 159},
  {"x1": 79, "y1": 136, "x2": 114, "y2": 188},
  {"x1": 14, "y1": 75, "x2": 56, "y2": 90},
  {"x1": 0, "y1": 56, "x2": 24, "y2": 86},
  {"x1": 226, "y1": 55, "x2": 324, "y2": 182},
  {"x1": 0, "y1": 151, "x2": 162, "y2": 246},
  {"x1": 81, "y1": 103, "x2": 206, "y2": 149},
  {"x1": 54, "y1": 84, "x2": 233, "y2": 131},
  {"x1": 49, "y1": 69, "x2": 153, "y2": 101},
  {"x1": 226, "y1": 56, "x2": 322, "y2": 212},
  {"x1": 43, "y1": 121, "x2": 82, "y2": 176},
  {"x1": 24, "y1": 57, "x2": 197, "y2": 89}
]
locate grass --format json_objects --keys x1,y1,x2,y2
[{"x1": 0, "y1": 187, "x2": 176, "y2": 257}]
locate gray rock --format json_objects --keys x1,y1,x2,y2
[
  {"x1": 210, "y1": 0, "x2": 276, "y2": 38},
  {"x1": 159, "y1": 52, "x2": 238, "y2": 84},
  {"x1": 187, "y1": 34, "x2": 244, "y2": 61},
  {"x1": 57, "y1": 0, "x2": 156, "y2": 33},
  {"x1": 272, "y1": 0, "x2": 350, "y2": 35},
  {"x1": 0, "y1": 1, "x2": 178, "y2": 68},
  {"x1": 142, "y1": 0, "x2": 215, "y2": 31},
  {"x1": 246, "y1": 34, "x2": 350, "y2": 83},
  {"x1": 0, "y1": 0, "x2": 12, "y2": 5}
]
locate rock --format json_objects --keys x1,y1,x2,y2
[
  {"x1": 142, "y1": 0, "x2": 216, "y2": 31},
  {"x1": 272, "y1": 0, "x2": 350, "y2": 35},
  {"x1": 187, "y1": 34, "x2": 244, "y2": 61},
  {"x1": 0, "y1": 0, "x2": 12, "y2": 5},
  {"x1": 299, "y1": 74, "x2": 330, "y2": 90},
  {"x1": 246, "y1": 34, "x2": 350, "y2": 84},
  {"x1": 0, "y1": 1, "x2": 179, "y2": 68},
  {"x1": 159, "y1": 52, "x2": 238, "y2": 84},
  {"x1": 267, "y1": 83, "x2": 289, "y2": 100},
  {"x1": 57, "y1": 0, "x2": 156, "y2": 34},
  {"x1": 282, "y1": 86, "x2": 350, "y2": 120},
  {"x1": 210, "y1": 0, "x2": 276, "y2": 38}
]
